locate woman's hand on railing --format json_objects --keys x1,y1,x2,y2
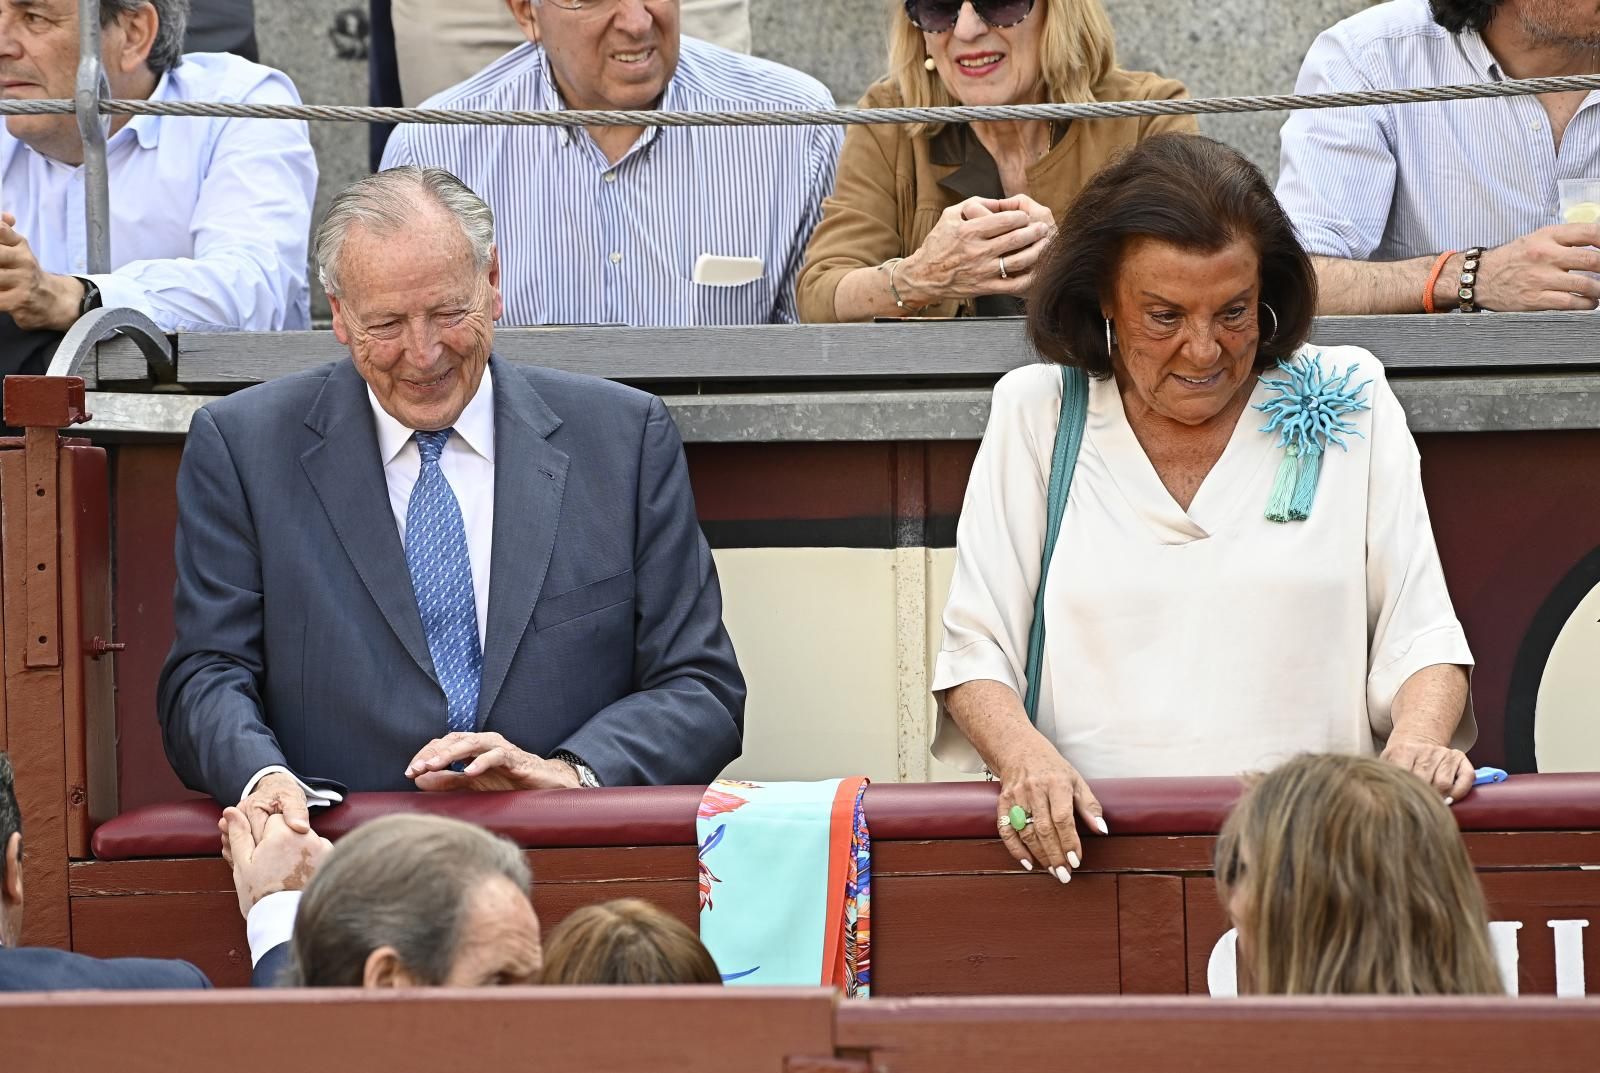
[{"x1": 993, "y1": 736, "x2": 1106, "y2": 884}]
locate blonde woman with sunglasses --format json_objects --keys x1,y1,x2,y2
[{"x1": 799, "y1": 0, "x2": 1196, "y2": 322}]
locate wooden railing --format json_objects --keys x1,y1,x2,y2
[{"x1": 3, "y1": 990, "x2": 1599, "y2": 1073}]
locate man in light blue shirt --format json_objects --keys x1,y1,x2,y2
[
  {"x1": 382, "y1": 0, "x2": 841, "y2": 327},
  {"x1": 0, "y1": 0, "x2": 317, "y2": 333},
  {"x1": 1278, "y1": 0, "x2": 1600, "y2": 315}
]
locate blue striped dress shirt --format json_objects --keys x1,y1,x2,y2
[
  {"x1": 1276, "y1": 0, "x2": 1600, "y2": 261},
  {"x1": 382, "y1": 39, "x2": 842, "y2": 327}
]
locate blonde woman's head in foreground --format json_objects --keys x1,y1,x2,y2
[
  {"x1": 540, "y1": 898, "x2": 722, "y2": 986},
  {"x1": 1215, "y1": 753, "x2": 1502, "y2": 996}
]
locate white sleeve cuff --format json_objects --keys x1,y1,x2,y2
[
  {"x1": 246, "y1": 889, "x2": 302, "y2": 967},
  {"x1": 242, "y1": 765, "x2": 343, "y2": 807}
]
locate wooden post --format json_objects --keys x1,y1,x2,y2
[{"x1": 1, "y1": 375, "x2": 94, "y2": 948}]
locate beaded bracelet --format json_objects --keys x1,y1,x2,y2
[{"x1": 1458, "y1": 246, "x2": 1485, "y2": 313}]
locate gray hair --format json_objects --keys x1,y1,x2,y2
[
  {"x1": 315, "y1": 167, "x2": 497, "y2": 297},
  {"x1": 287, "y1": 814, "x2": 531, "y2": 987},
  {"x1": 102, "y1": 0, "x2": 189, "y2": 78},
  {"x1": 0, "y1": 754, "x2": 19, "y2": 891}
]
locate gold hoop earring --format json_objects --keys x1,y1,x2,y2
[{"x1": 925, "y1": 57, "x2": 937, "y2": 71}]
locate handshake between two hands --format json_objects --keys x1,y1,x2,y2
[{"x1": 228, "y1": 732, "x2": 583, "y2": 914}]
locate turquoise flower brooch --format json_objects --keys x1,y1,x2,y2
[{"x1": 1255, "y1": 353, "x2": 1371, "y2": 523}]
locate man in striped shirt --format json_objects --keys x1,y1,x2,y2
[
  {"x1": 382, "y1": 0, "x2": 841, "y2": 327},
  {"x1": 1277, "y1": 0, "x2": 1600, "y2": 315}
]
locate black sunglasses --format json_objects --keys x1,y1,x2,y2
[{"x1": 903, "y1": 0, "x2": 1036, "y2": 34}]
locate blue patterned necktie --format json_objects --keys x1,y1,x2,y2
[{"x1": 405, "y1": 429, "x2": 482, "y2": 735}]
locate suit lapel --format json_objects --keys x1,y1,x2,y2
[
  {"x1": 478, "y1": 358, "x2": 568, "y2": 726},
  {"x1": 299, "y1": 361, "x2": 435, "y2": 680}
]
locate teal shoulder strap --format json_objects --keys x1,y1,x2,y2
[{"x1": 1021, "y1": 365, "x2": 1089, "y2": 723}]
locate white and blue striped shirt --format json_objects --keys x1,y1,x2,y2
[
  {"x1": 1276, "y1": 0, "x2": 1600, "y2": 261},
  {"x1": 382, "y1": 39, "x2": 842, "y2": 326}
]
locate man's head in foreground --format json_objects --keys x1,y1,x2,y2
[{"x1": 289, "y1": 813, "x2": 541, "y2": 987}]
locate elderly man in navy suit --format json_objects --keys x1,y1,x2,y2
[{"x1": 158, "y1": 167, "x2": 746, "y2": 835}]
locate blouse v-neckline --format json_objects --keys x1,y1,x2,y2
[{"x1": 1087, "y1": 373, "x2": 1275, "y2": 544}]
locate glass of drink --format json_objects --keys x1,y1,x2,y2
[{"x1": 1559, "y1": 178, "x2": 1600, "y2": 225}]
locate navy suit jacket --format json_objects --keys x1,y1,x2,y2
[
  {"x1": 0, "y1": 945, "x2": 210, "y2": 991},
  {"x1": 252, "y1": 942, "x2": 290, "y2": 987},
  {"x1": 157, "y1": 357, "x2": 745, "y2": 799}
]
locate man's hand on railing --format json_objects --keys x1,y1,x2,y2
[{"x1": 404, "y1": 731, "x2": 582, "y2": 792}]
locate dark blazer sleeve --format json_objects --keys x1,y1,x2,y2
[
  {"x1": 156, "y1": 407, "x2": 301, "y2": 803},
  {"x1": 251, "y1": 942, "x2": 292, "y2": 988},
  {"x1": 557, "y1": 396, "x2": 746, "y2": 785},
  {"x1": 0, "y1": 947, "x2": 211, "y2": 991}
]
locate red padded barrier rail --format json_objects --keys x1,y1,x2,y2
[{"x1": 89, "y1": 773, "x2": 1600, "y2": 861}]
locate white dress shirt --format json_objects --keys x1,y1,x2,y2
[
  {"x1": 1277, "y1": 0, "x2": 1600, "y2": 261},
  {"x1": 246, "y1": 890, "x2": 300, "y2": 968},
  {"x1": 0, "y1": 52, "x2": 318, "y2": 331},
  {"x1": 241, "y1": 368, "x2": 497, "y2": 803},
  {"x1": 932, "y1": 348, "x2": 1475, "y2": 776},
  {"x1": 369, "y1": 367, "x2": 497, "y2": 649}
]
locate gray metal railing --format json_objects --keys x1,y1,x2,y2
[{"x1": 74, "y1": 0, "x2": 109, "y2": 272}]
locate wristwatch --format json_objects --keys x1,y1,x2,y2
[
  {"x1": 551, "y1": 750, "x2": 602, "y2": 788},
  {"x1": 73, "y1": 276, "x2": 102, "y2": 318}
]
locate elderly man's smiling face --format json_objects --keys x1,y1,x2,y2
[
  {"x1": 531, "y1": 0, "x2": 680, "y2": 112},
  {"x1": 329, "y1": 203, "x2": 502, "y2": 432}
]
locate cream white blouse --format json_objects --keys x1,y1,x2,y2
[{"x1": 931, "y1": 345, "x2": 1475, "y2": 776}]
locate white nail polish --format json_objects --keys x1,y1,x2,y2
[
  {"x1": 1068, "y1": 851, "x2": 1081, "y2": 869},
  {"x1": 1020, "y1": 859, "x2": 1033, "y2": 871},
  {"x1": 1055, "y1": 866, "x2": 1071, "y2": 884},
  {"x1": 1094, "y1": 817, "x2": 1110, "y2": 835},
  {"x1": 1444, "y1": 796, "x2": 1454, "y2": 806}
]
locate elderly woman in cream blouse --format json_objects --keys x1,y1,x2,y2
[{"x1": 933, "y1": 134, "x2": 1477, "y2": 885}]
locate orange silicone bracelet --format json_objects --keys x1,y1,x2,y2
[{"x1": 1423, "y1": 250, "x2": 1457, "y2": 315}]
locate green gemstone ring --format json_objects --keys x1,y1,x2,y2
[{"x1": 1008, "y1": 804, "x2": 1031, "y2": 832}]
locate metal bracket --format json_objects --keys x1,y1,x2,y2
[{"x1": 48, "y1": 307, "x2": 175, "y2": 385}]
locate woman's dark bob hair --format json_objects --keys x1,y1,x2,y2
[
  {"x1": 1428, "y1": 0, "x2": 1503, "y2": 34},
  {"x1": 1027, "y1": 133, "x2": 1317, "y2": 378}
]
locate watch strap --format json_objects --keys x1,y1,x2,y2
[
  {"x1": 73, "y1": 276, "x2": 102, "y2": 318},
  {"x1": 551, "y1": 749, "x2": 601, "y2": 788}
]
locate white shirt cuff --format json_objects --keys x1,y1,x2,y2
[
  {"x1": 242, "y1": 765, "x2": 343, "y2": 807},
  {"x1": 246, "y1": 889, "x2": 302, "y2": 967}
]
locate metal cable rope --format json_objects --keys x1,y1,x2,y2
[{"x1": 3, "y1": 72, "x2": 1600, "y2": 127}]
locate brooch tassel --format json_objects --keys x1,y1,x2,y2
[
  {"x1": 1255, "y1": 353, "x2": 1371, "y2": 524},
  {"x1": 1287, "y1": 445, "x2": 1324, "y2": 522},
  {"x1": 1265, "y1": 443, "x2": 1299, "y2": 523}
]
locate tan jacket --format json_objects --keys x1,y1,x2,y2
[{"x1": 797, "y1": 69, "x2": 1197, "y2": 322}]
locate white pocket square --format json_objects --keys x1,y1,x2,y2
[{"x1": 693, "y1": 253, "x2": 764, "y2": 286}]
